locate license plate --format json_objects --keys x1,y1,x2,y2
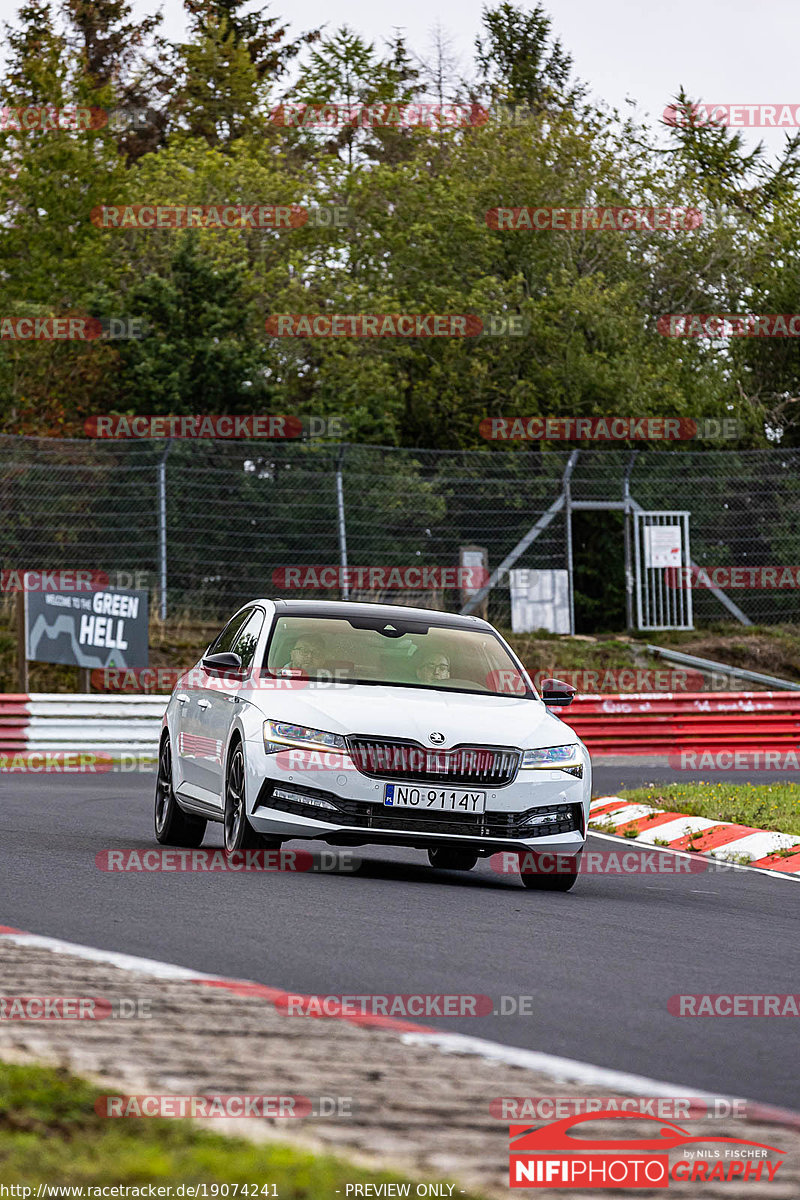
[{"x1": 383, "y1": 784, "x2": 486, "y2": 813}]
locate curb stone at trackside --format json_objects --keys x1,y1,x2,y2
[{"x1": 589, "y1": 796, "x2": 800, "y2": 875}]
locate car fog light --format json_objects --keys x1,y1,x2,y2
[
  {"x1": 273, "y1": 788, "x2": 338, "y2": 811},
  {"x1": 523, "y1": 809, "x2": 567, "y2": 826}
]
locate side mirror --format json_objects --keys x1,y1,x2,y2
[
  {"x1": 540, "y1": 677, "x2": 576, "y2": 707},
  {"x1": 202, "y1": 651, "x2": 243, "y2": 675}
]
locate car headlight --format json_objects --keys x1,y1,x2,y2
[
  {"x1": 521, "y1": 744, "x2": 582, "y2": 771},
  {"x1": 264, "y1": 720, "x2": 347, "y2": 754}
]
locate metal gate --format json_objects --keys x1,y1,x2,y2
[{"x1": 633, "y1": 510, "x2": 693, "y2": 630}]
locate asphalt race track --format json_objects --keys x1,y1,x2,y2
[{"x1": 0, "y1": 764, "x2": 797, "y2": 1110}]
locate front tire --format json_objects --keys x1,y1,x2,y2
[
  {"x1": 428, "y1": 847, "x2": 479, "y2": 871},
  {"x1": 518, "y1": 850, "x2": 580, "y2": 892},
  {"x1": 154, "y1": 735, "x2": 206, "y2": 847},
  {"x1": 223, "y1": 743, "x2": 283, "y2": 853}
]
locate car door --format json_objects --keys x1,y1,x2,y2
[
  {"x1": 199, "y1": 606, "x2": 266, "y2": 799},
  {"x1": 174, "y1": 607, "x2": 251, "y2": 800}
]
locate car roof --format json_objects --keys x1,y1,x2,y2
[{"x1": 252, "y1": 598, "x2": 492, "y2": 630}]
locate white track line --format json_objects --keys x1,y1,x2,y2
[
  {"x1": 0, "y1": 930, "x2": 225, "y2": 980},
  {"x1": 587, "y1": 830, "x2": 800, "y2": 882},
  {"x1": 2, "y1": 925, "x2": 799, "y2": 1130}
]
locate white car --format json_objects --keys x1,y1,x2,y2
[{"x1": 155, "y1": 600, "x2": 591, "y2": 890}]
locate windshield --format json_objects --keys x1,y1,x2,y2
[{"x1": 263, "y1": 614, "x2": 535, "y2": 697}]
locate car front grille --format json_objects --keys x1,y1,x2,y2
[{"x1": 346, "y1": 737, "x2": 521, "y2": 787}]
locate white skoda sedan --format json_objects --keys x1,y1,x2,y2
[{"x1": 155, "y1": 600, "x2": 591, "y2": 890}]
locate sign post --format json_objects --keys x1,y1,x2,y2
[
  {"x1": 460, "y1": 545, "x2": 488, "y2": 619},
  {"x1": 16, "y1": 591, "x2": 28, "y2": 692}
]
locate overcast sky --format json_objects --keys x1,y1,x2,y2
[
  {"x1": 3, "y1": 0, "x2": 800, "y2": 158},
  {"x1": 126, "y1": 0, "x2": 800, "y2": 158}
]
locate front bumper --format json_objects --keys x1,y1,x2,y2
[{"x1": 244, "y1": 736, "x2": 590, "y2": 853}]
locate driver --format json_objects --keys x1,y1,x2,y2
[
  {"x1": 415, "y1": 652, "x2": 451, "y2": 684},
  {"x1": 279, "y1": 634, "x2": 324, "y2": 674}
]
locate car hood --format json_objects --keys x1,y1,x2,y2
[{"x1": 249, "y1": 682, "x2": 578, "y2": 750}]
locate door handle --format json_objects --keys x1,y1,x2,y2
[
  {"x1": 197, "y1": 699, "x2": 211, "y2": 710},
  {"x1": 175, "y1": 693, "x2": 189, "y2": 704}
]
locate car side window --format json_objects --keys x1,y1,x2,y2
[
  {"x1": 211, "y1": 609, "x2": 251, "y2": 655},
  {"x1": 231, "y1": 609, "x2": 265, "y2": 673}
]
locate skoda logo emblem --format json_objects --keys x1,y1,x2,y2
[{"x1": 429, "y1": 732, "x2": 445, "y2": 745}]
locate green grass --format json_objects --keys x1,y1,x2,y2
[
  {"x1": 0, "y1": 1061, "x2": 485, "y2": 1196},
  {"x1": 617, "y1": 782, "x2": 800, "y2": 838}
]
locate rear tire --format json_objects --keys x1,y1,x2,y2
[
  {"x1": 518, "y1": 850, "x2": 580, "y2": 892},
  {"x1": 223, "y1": 743, "x2": 283, "y2": 853},
  {"x1": 427, "y1": 847, "x2": 479, "y2": 871},
  {"x1": 154, "y1": 735, "x2": 206, "y2": 847}
]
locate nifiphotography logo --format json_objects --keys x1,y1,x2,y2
[{"x1": 508, "y1": 1110, "x2": 784, "y2": 1188}]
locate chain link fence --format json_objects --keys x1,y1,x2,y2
[{"x1": 1, "y1": 436, "x2": 798, "y2": 629}]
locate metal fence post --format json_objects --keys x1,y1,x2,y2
[
  {"x1": 460, "y1": 450, "x2": 580, "y2": 617},
  {"x1": 623, "y1": 451, "x2": 638, "y2": 630},
  {"x1": 158, "y1": 440, "x2": 174, "y2": 621},
  {"x1": 564, "y1": 451, "x2": 579, "y2": 635},
  {"x1": 335, "y1": 445, "x2": 349, "y2": 600}
]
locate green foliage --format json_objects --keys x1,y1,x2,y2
[
  {"x1": 475, "y1": 1, "x2": 585, "y2": 112},
  {"x1": 0, "y1": 0, "x2": 796, "y2": 449},
  {"x1": 618, "y1": 782, "x2": 800, "y2": 838}
]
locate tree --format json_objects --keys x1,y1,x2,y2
[
  {"x1": 0, "y1": 0, "x2": 129, "y2": 433},
  {"x1": 105, "y1": 235, "x2": 269, "y2": 413},
  {"x1": 3, "y1": 0, "x2": 68, "y2": 103},
  {"x1": 172, "y1": 0, "x2": 320, "y2": 146},
  {"x1": 475, "y1": 2, "x2": 585, "y2": 114},
  {"x1": 287, "y1": 27, "x2": 421, "y2": 170},
  {"x1": 61, "y1": 0, "x2": 168, "y2": 160},
  {"x1": 185, "y1": 0, "x2": 318, "y2": 81}
]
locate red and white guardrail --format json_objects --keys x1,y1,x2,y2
[
  {"x1": 0, "y1": 694, "x2": 165, "y2": 756},
  {"x1": 2, "y1": 691, "x2": 800, "y2": 758},
  {"x1": 561, "y1": 691, "x2": 800, "y2": 755}
]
